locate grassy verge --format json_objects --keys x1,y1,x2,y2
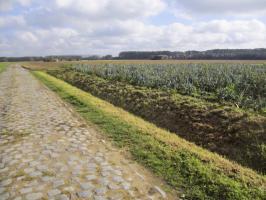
[
  {"x1": 33, "y1": 71, "x2": 266, "y2": 200},
  {"x1": 0, "y1": 63, "x2": 8, "y2": 73},
  {"x1": 47, "y1": 69, "x2": 266, "y2": 173}
]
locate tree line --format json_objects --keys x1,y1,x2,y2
[
  {"x1": 119, "y1": 48, "x2": 266, "y2": 60},
  {"x1": 1, "y1": 48, "x2": 266, "y2": 61}
]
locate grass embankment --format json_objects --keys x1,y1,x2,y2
[
  {"x1": 33, "y1": 71, "x2": 266, "y2": 200},
  {"x1": 0, "y1": 63, "x2": 8, "y2": 73},
  {"x1": 48, "y1": 69, "x2": 266, "y2": 173}
]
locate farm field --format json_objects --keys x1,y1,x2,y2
[
  {"x1": 23, "y1": 60, "x2": 266, "y2": 114},
  {"x1": 32, "y1": 69, "x2": 266, "y2": 200},
  {"x1": 27, "y1": 60, "x2": 266, "y2": 173},
  {"x1": 23, "y1": 59, "x2": 266, "y2": 70},
  {"x1": 23, "y1": 60, "x2": 266, "y2": 113},
  {"x1": 22, "y1": 60, "x2": 266, "y2": 199},
  {"x1": 71, "y1": 62, "x2": 266, "y2": 112}
]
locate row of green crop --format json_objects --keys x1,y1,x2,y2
[{"x1": 71, "y1": 63, "x2": 266, "y2": 113}]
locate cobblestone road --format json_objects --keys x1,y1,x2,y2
[{"x1": 0, "y1": 66, "x2": 176, "y2": 200}]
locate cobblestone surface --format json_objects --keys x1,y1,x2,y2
[{"x1": 0, "y1": 66, "x2": 176, "y2": 200}]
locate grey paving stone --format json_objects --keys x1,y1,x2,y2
[
  {"x1": 63, "y1": 186, "x2": 75, "y2": 192},
  {"x1": 57, "y1": 194, "x2": 69, "y2": 200},
  {"x1": 0, "y1": 179, "x2": 12, "y2": 186},
  {"x1": 36, "y1": 165, "x2": 48, "y2": 171},
  {"x1": 101, "y1": 171, "x2": 109, "y2": 177},
  {"x1": 86, "y1": 175, "x2": 97, "y2": 181},
  {"x1": 35, "y1": 184, "x2": 46, "y2": 191},
  {"x1": 14, "y1": 154, "x2": 22, "y2": 159},
  {"x1": 24, "y1": 168, "x2": 35, "y2": 174},
  {"x1": 154, "y1": 186, "x2": 167, "y2": 198},
  {"x1": 29, "y1": 171, "x2": 42, "y2": 177},
  {"x1": 112, "y1": 176, "x2": 124, "y2": 183},
  {"x1": 77, "y1": 191, "x2": 92, "y2": 198},
  {"x1": 48, "y1": 189, "x2": 61, "y2": 197},
  {"x1": 108, "y1": 183, "x2": 120, "y2": 190},
  {"x1": 20, "y1": 187, "x2": 33, "y2": 194},
  {"x1": 0, "y1": 187, "x2": 6, "y2": 194},
  {"x1": 9, "y1": 159, "x2": 19, "y2": 165},
  {"x1": 50, "y1": 153, "x2": 59, "y2": 158},
  {"x1": 94, "y1": 196, "x2": 107, "y2": 200},
  {"x1": 0, "y1": 167, "x2": 8, "y2": 173},
  {"x1": 25, "y1": 193, "x2": 43, "y2": 200},
  {"x1": 41, "y1": 176, "x2": 54, "y2": 182},
  {"x1": 0, "y1": 192, "x2": 9, "y2": 200},
  {"x1": 53, "y1": 179, "x2": 65, "y2": 188},
  {"x1": 29, "y1": 161, "x2": 39, "y2": 167},
  {"x1": 95, "y1": 187, "x2": 107, "y2": 195},
  {"x1": 71, "y1": 169, "x2": 81, "y2": 175},
  {"x1": 121, "y1": 182, "x2": 131, "y2": 190},
  {"x1": 98, "y1": 178, "x2": 109, "y2": 186},
  {"x1": 14, "y1": 197, "x2": 22, "y2": 200},
  {"x1": 80, "y1": 182, "x2": 93, "y2": 190},
  {"x1": 27, "y1": 180, "x2": 38, "y2": 187},
  {"x1": 108, "y1": 193, "x2": 124, "y2": 200},
  {"x1": 112, "y1": 169, "x2": 122, "y2": 176}
]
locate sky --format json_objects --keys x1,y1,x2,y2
[{"x1": 0, "y1": 0, "x2": 266, "y2": 56}]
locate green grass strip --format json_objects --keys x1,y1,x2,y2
[
  {"x1": 33, "y1": 71, "x2": 266, "y2": 200},
  {"x1": 0, "y1": 63, "x2": 8, "y2": 73}
]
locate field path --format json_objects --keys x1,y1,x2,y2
[{"x1": 0, "y1": 65, "x2": 175, "y2": 200}]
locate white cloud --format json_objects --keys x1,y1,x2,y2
[
  {"x1": 16, "y1": 31, "x2": 38, "y2": 43},
  {"x1": 0, "y1": 0, "x2": 32, "y2": 11},
  {"x1": 196, "y1": 20, "x2": 266, "y2": 33},
  {"x1": 18, "y1": 0, "x2": 32, "y2": 6},
  {"x1": 1, "y1": 18, "x2": 266, "y2": 56},
  {"x1": 54, "y1": 0, "x2": 166, "y2": 19},
  {"x1": 172, "y1": 0, "x2": 266, "y2": 16},
  {"x1": 0, "y1": 0, "x2": 266, "y2": 56},
  {"x1": 0, "y1": 15, "x2": 26, "y2": 28},
  {"x1": 0, "y1": 0, "x2": 12, "y2": 11}
]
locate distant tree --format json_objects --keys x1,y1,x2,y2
[
  {"x1": 102, "y1": 55, "x2": 113, "y2": 60},
  {"x1": 118, "y1": 49, "x2": 266, "y2": 60}
]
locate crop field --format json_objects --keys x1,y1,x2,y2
[
  {"x1": 33, "y1": 70, "x2": 266, "y2": 200},
  {"x1": 24, "y1": 60, "x2": 266, "y2": 112},
  {"x1": 71, "y1": 63, "x2": 266, "y2": 112},
  {"x1": 32, "y1": 60, "x2": 264, "y2": 174},
  {"x1": 20, "y1": 60, "x2": 266, "y2": 199}
]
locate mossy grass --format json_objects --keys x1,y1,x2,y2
[
  {"x1": 33, "y1": 71, "x2": 266, "y2": 200},
  {"x1": 0, "y1": 63, "x2": 8, "y2": 73},
  {"x1": 0, "y1": 130, "x2": 30, "y2": 146}
]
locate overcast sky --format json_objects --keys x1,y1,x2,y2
[{"x1": 0, "y1": 0, "x2": 266, "y2": 56}]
